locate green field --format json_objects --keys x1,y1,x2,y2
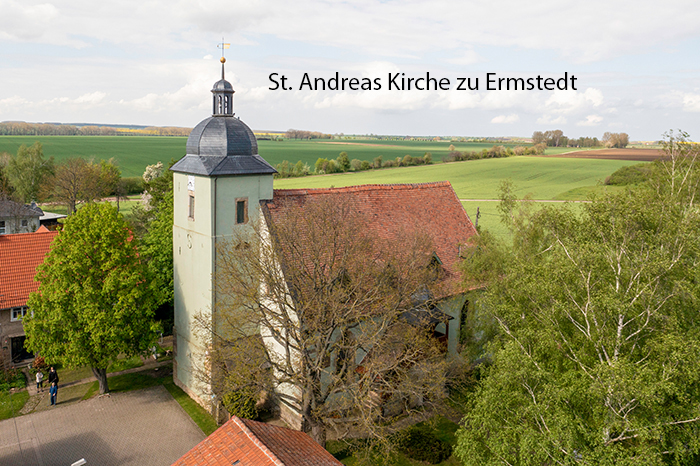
[
  {"x1": 0, "y1": 136, "x2": 580, "y2": 178},
  {"x1": 274, "y1": 157, "x2": 640, "y2": 239},
  {"x1": 0, "y1": 135, "x2": 635, "y2": 238}
]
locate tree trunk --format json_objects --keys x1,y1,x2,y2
[
  {"x1": 92, "y1": 367, "x2": 109, "y2": 394},
  {"x1": 302, "y1": 394, "x2": 327, "y2": 448},
  {"x1": 310, "y1": 422, "x2": 326, "y2": 448}
]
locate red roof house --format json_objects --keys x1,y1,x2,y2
[
  {"x1": 172, "y1": 416, "x2": 342, "y2": 466},
  {"x1": 0, "y1": 226, "x2": 58, "y2": 367}
]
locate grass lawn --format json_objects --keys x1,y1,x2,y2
[
  {"x1": 46, "y1": 354, "x2": 145, "y2": 386},
  {"x1": 107, "y1": 355, "x2": 144, "y2": 373},
  {"x1": 163, "y1": 381, "x2": 219, "y2": 436},
  {"x1": 0, "y1": 390, "x2": 30, "y2": 421}
]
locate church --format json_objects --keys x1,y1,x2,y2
[{"x1": 170, "y1": 57, "x2": 478, "y2": 426}]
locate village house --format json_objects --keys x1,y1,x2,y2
[
  {"x1": 0, "y1": 199, "x2": 66, "y2": 234},
  {"x1": 172, "y1": 415, "x2": 343, "y2": 466},
  {"x1": 0, "y1": 199, "x2": 43, "y2": 234},
  {"x1": 170, "y1": 59, "x2": 477, "y2": 426},
  {"x1": 0, "y1": 226, "x2": 58, "y2": 369}
]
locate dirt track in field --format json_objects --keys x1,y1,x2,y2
[{"x1": 545, "y1": 148, "x2": 665, "y2": 162}]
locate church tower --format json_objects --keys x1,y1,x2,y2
[{"x1": 170, "y1": 56, "x2": 276, "y2": 411}]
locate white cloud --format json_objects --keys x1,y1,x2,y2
[
  {"x1": 536, "y1": 115, "x2": 568, "y2": 125},
  {"x1": 576, "y1": 115, "x2": 603, "y2": 126},
  {"x1": 0, "y1": 1, "x2": 60, "y2": 42},
  {"x1": 74, "y1": 92, "x2": 107, "y2": 104},
  {"x1": 1, "y1": 0, "x2": 698, "y2": 63},
  {"x1": 545, "y1": 88, "x2": 603, "y2": 114},
  {"x1": 682, "y1": 93, "x2": 700, "y2": 112},
  {"x1": 491, "y1": 114, "x2": 519, "y2": 124}
]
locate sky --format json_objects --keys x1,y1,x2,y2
[{"x1": 1, "y1": 0, "x2": 699, "y2": 140}]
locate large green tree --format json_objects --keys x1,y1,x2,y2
[
  {"x1": 456, "y1": 132, "x2": 700, "y2": 465},
  {"x1": 25, "y1": 203, "x2": 159, "y2": 394},
  {"x1": 5, "y1": 142, "x2": 54, "y2": 202}
]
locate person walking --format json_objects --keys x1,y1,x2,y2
[
  {"x1": 48, "y1": 367, "x2": 59, "y2": 387},
  {"x1": 36, "y1": 369, "x2": 44, "y2": 393},
  {"x1": 49, "y1": 382, "x2": 57, "y2": 406}
]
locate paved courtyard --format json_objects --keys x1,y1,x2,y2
[{"x1": 0, "y1": 386, "x2": 206, "y2": 466}]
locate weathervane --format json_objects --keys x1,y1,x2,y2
[{"x1": 217, "y1": 38, "x2": 230, "y2": 79}]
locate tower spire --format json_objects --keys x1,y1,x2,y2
[{"x1": 212, "y1": 39, "x2": 234, "y2": 116}]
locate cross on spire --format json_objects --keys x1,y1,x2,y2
[{"x1": 217, "y1": 39, "x2": 230, "y2": 79}]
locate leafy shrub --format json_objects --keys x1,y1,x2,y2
[
  {"x1": 350, "y1": 159, "x2": 363, "y2": 171},
  {"x1": 293, "y1": 160, "x2": 309, "y2": 177},
  {"x1": 360, "y1": 160, "x2": 371, "y2": 170},
  {"x1": 315, "y1": 158, "x2": 329, "y2": 174},
  {"x1": 0, "y1": 369, "x2": 26, "y2": 392},
  {"x1": 223, "y1": 390, "x2": 258, "y2": 420},
  {"x1": 121, "y1": 177, "x2": 144, "y2": 195},
  {"x1": 604, "y1": 163, "x2": 651, "y2": 186},
  {"x1": 392, "y1": 425, "x2": 452, "y2": 464},
  {"x1": 337, "y1": 152, "x2": 350, "y2": 172}
]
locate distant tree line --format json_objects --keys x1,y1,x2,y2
[
  {"x1": 532, "y1": 129, "x2": 629, "y2": 148},
  {"x1": 284, "y1": 129, "x2": 333, "y2": 140},
  {"x1": 274, "y1": 151, "x2": 434, "y2": 178},
  {"x1": 0, "y1": 122, "x2": 191, "y2": 137}
]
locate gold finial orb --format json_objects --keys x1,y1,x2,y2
[{"x1": 220, "y1": 57, "x2": 226, "y2": 64}]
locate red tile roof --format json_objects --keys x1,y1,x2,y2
[
  {"x1": 264, "y1": 181, "x2": 477, "y2": 274},
  {"x1": 0, "y1": 229, "x2": 58, "y2": 309},
  {"x1": 172, "y1": 416, "x2": 342, "y2": 466}
]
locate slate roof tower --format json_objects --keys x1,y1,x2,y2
[{"x1": 171, "y1": 56, "x2": 275, "y2": 414}]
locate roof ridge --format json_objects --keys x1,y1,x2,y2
[
  {"x1": 274, "y1": 181, "x2": 451, "y2": 196},
  {"x1": 233, "y1": 417, "x2": 286, "y2": 466}
]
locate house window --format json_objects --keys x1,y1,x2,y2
[
  {"x1": 236, "y1": 198, "x2": 248, "y2": 224},
  {"x1": 0, "y1": 220, "x2": 5, "y2": 234},
  {"x1": 188, "y1": 194, "x2": 195, "y2": 220},
  {"x1": 11, "y1": 306, "x2": 28, "y2": 322},
  {"x1": 21, "y1": 219, "x2": 28, "y2": 227}
]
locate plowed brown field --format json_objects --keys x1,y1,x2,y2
[{"x1": 547, "y1": 148, "x2": 664, "y2": 162}]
